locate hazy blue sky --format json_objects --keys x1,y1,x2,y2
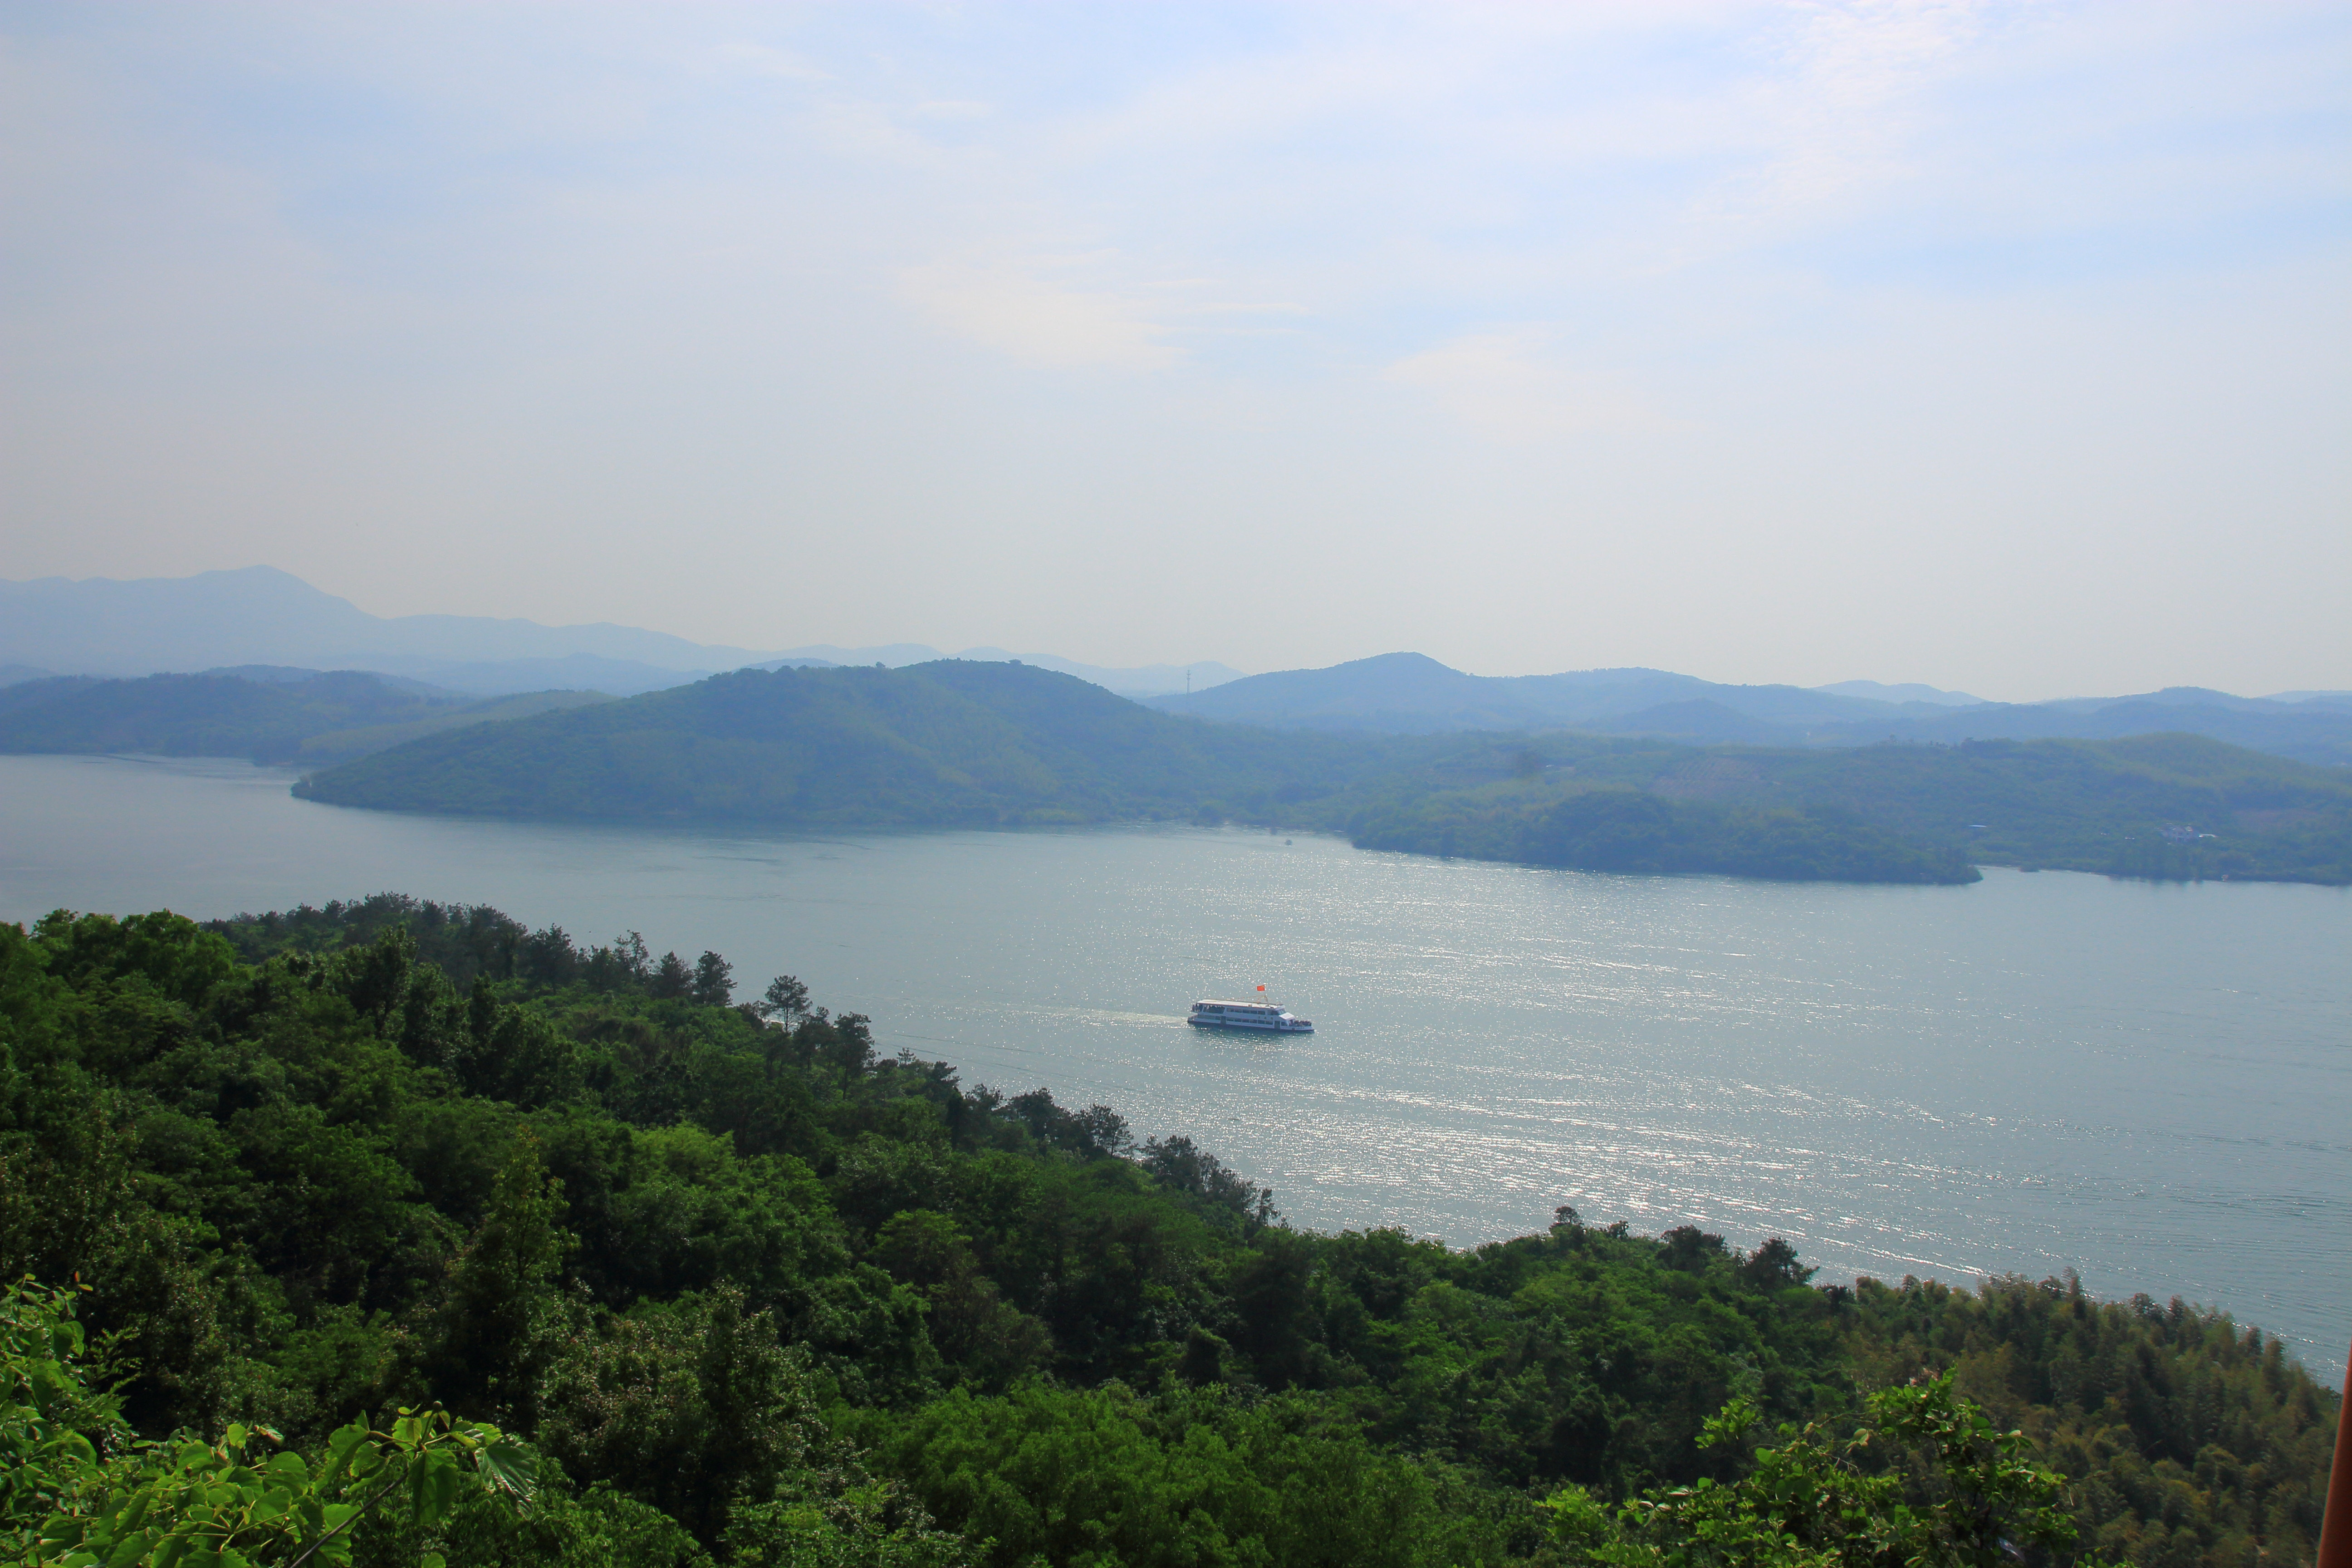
[{"x1": 4, "y1": 2, "x2": 2346, "y2": 700}]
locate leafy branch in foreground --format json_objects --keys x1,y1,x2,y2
[
  {"x1": 1547, "y1": 1372, "x2": 2103, "y2": 1568},
  {"x1": 2, "y1": 1279, "x2": 535, "y2": 1568}
]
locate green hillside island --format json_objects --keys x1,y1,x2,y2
[
  {"x1": 294, "y1": 660, "x2": 1422, "y2": 827},
  {"x1": 294, "y1": 662, "x2": 2352, "y2": 887},
  {"x1": 0, "y1": 669, "x2": 611, "y2": 764},
  {"x1": 3, "y1": 897, "x2": 2337, "y2": 1567}
]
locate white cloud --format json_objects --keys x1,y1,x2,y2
[
  {"x1": 896, "y1": 259, "x2": 1180, "y2": 371},
  {"x1": 1382, "y1": 330, "x2": 1665, "y2": 441},
  {"x1": 717, "y1": 41, "x2": 829, "y2": 83},
  {"x1": 1673, "y1": 0, "x2": 1989, "y2": 247}
]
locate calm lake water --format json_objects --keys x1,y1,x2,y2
[{"x1": 3, "y1": 753, "x2": 2347, "y2": 1375}]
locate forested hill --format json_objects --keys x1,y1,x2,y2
[
  {"x1": 297, "y1": 659, "x2": 1414, "y2": 824},
  {"x1": 0, "y1": 896, "x2": 2336, "y2": 1567}
]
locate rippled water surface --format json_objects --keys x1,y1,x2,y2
[{"x1": 4, "y1": 754, "x2": 2347, "y2": 1373}]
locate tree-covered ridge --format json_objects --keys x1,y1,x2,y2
[
  {"x1": 0, "y1": 896, "x2": 2333, "y2": 1565},
  {"x1": 1337, "y1": 732, "x2": 2352, "y2": 885}
]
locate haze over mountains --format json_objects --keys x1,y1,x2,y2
[
  {"x1": 0, "y1": 566, "x2": 768, "y2": 696},
  {"x1": 1813, "y1": 681, "x2": 1986, "y2": 706},
  {"x1": 0, "y1": 569, "x2": 1241, "y2": 701},
  {"x1": 3, "y1": 570, "x2": 2345, "y2": 766}
]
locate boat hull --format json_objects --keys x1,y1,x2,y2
[{"x1": 1187, "y1": 1017, "x2": 1313, "y2": 1033}]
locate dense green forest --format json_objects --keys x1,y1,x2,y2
[
  {"x1": 0, "y1": 671, "x2": 607, "y2": 764},
  {"x1": 2, "y1": 896, "x2": 2337, "y2": 1565}
]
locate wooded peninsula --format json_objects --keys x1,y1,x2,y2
[{"x1": 2, "y1": 897, "x2": 2337, "y2": 1566}]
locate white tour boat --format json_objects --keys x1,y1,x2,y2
[{"x1": 1187, "y1": 999, "x2": 1313, "y2": 1033}]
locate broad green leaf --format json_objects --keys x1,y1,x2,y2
[
  {"x1": 410, "y1": 1452, "x2": 461, "y2": 1525},
  {"x1": 319, "y1": 1424, "x2": 369, "y2": 1486},
  {"x1": 113, "y1": 1487, "x2": 156, "y2": 1536},
  {"x1": 477, "y1": 1438, "x2": 538, "y2": 1502}
]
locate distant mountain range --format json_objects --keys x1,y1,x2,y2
[
  {"x1": 0, "y1": 569, "x2": 1241, "y2": 700},
  {"x1": 1147, "y1": 653, "x2": 2352, "y2": 768},
  {"x1": 5, "y1": 572, "x2": 2344, "y2": 755},
  {"x1": 0, "y1": 567, "x2": 775, "y2": 696}
]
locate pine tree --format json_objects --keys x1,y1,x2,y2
[
  {"x1": 691, "y1": 949, "x2": 734, "y2": 1006},
  {"x1": 650, "y1": 949, "x2": 692, "y2": 999},
  {"x1": 756, "y1": 973, "x2": 809, "y2": 1021},
  {"x1": 425, "y1": 1133, "x2": 574, "y2": 1426}
]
